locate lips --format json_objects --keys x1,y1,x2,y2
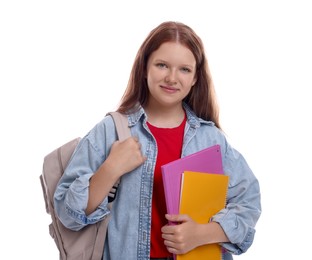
[{"x1": 160, "y1": 85, "x2": 179, "y2": 93}]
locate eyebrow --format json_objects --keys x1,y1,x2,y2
[{"x1": 154, "y1": 59, "x2": 195, "y2": 69}]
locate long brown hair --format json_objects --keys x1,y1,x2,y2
[{"x1": 117, "y1": 21, "x2": 221, "y2": 129}]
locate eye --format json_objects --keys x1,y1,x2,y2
[
  {"x1": 181, "y1": 67, "x2": 192, "y2": 73},
  {"x1": 156, "y1": 62, "x2": 167, "y2": 69}
]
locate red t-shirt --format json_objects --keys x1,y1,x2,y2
[{"x1": 148, "y1": 115, "x2": 186, "y2": 258}]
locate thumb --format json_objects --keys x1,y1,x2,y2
[{"x1": 165, "y1": 214, "x2": 189, "y2": 223}]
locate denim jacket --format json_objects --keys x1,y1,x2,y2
[{"x1": 54, "y1": 104, "x2": 261, "y2": 260}]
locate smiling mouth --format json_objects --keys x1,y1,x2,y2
[{"x1": 160, "y1": 85, "x2": 179, "y2": 93}]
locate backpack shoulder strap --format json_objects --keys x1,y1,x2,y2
[
  {"x1": 92, "y1": 112, "x2": 131, "y2": 259},
  {"x1": 105, "y1": 111, "x2": 131, "y2": 202},
  {"x1": 107, "y1": 111, "x2": 131, "y2": 141}
]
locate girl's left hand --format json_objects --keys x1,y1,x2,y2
[{"x1": 161, "y1": 214, "x2": 203, "y2": 255}]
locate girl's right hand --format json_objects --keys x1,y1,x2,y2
[{"x1": 105, "y1": 137, "x2": 147, "y2": 177}]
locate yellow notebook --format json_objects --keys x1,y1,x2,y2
[{"x1": 177, "y1": 171, "x2": 229, "y2": 260}]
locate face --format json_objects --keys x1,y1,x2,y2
[{"x1": 146, "y1": 42, "x2": 197, "y2": 109}]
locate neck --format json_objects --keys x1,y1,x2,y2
[{"x1": 144, "y1": 104, "x2": 185, "y2": 128}]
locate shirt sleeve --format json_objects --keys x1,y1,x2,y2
[
  {"x1": 212, "y1": 142, "x2": 261, "y2": 255},
  {"x1": 54, "y1": 118, "x2": 115, "y2": 231}
]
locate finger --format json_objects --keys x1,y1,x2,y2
[
  {"x1": 165, "y1": 214, "x2": 180, "y2": 222},
  {"x1": 164, "y1": 241, "x2": 183, "y2": 254},
  {"x1": 163, "y1": 239, "x2": 176, "y2": 247},
  {"x1": 165, "y1": 214, "x2": 187, "y2": 223},
  {"x1": 161, "y1": 223, "x2": 175, "y2": 234}
]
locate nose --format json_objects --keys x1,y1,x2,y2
[{"x1": 165, "y1": 69, "x2": 177, "y2": 85}]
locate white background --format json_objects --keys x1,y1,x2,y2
[{"x1": 1, "y1": 1, "x2": 311, "y2": 259}]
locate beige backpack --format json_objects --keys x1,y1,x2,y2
[{"x1": 40, "y1": 112, "x2": 130, "y2": 260}]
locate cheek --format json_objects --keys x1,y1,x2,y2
[
  {"x1": 182, "y1": 78, "x2": 196, "y2": 96},
  {"x1": 183, "y1": 76, "x2": 196, "y2": 89},
  {"x1": 146, "y1": 77, "x2": 152, "y2": 90},
  {"x1": 147, "y1": 69, "x2": 163, "y2": 86},
  {"x1": 146, "y1": 72, "x2": 154, "y2": 87}
]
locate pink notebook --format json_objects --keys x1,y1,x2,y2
[{"x1": 161, "y1": 144, "x2": 224, "y2": 215}]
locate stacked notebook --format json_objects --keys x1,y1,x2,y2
[{"x1": 161, "y1": 144, "x2": 229, "y2": 260}]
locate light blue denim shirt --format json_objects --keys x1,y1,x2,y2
[{"x1": 54, "y1": 104, "x2": 261, "y2": 260}]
